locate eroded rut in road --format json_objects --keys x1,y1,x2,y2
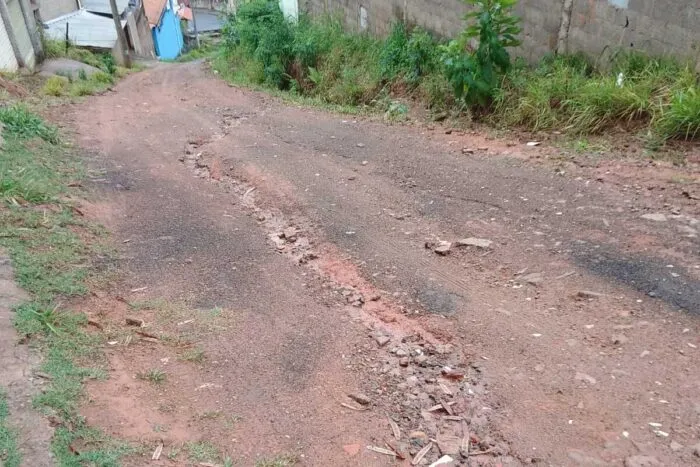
[
  {"x1": 180, "y1": 127, "x2": 511, "y2": 463},
  {"x1": 68, "y1": 62, "x2": 700, "y2": 466}
]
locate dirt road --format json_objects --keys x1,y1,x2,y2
[{"x1": 67, "y1": 62, "x2": 700, "y2": 466}]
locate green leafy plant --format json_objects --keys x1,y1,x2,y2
[{"x1": 441, "y1": 0, "x2": 521, "y2": 108}]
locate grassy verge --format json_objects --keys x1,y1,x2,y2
[
  {"x1": 0, "y1": 105, "x2": 133, "y2": 464},
  {"x1": 38, "y1": 39, "x2": 132, "y2": 98},
  {"x1": 0, "y1": 389, "x2": 21, "y2": 467},
  {"x1": 211, "y1": 0, "x2": 698, "y2": 147}
]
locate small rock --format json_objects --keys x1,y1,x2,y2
[
  {"x1": 414, "y1": 355, "x2": 428, "y2": 366},
  {"x1": 640, "y1": 350, "x2": 650, "y2": 358},
  {"x1": 369, "y1": 293, "x2": 381, "y2": 301},
  {"x1": 456, "y1": 237, "x2": 493, "y2": 249},
  {"x1": 434, "y1": 241, "x2": 452, "y2": 255},
  {"x1": 612, "y1": 334, "x2": 630, "y2": 345},
  {"x1": 462, "y1": 148, "x2": 474, "y2": 154},
  {"x1": 282, "y1": 227, "x2": 297, "y2": 242},
  {"x1": 526, "y1": 141, "x2": 541, "y2": 146},
  {"x1": 374, "y1": 334, "x2": 390, "y2": 347},
  {"x1": 357, "y1": 143, "x2": 366, "y2": 148},
  {"x1": 693, "y1": 442, "x2": 700, "y2": 457},
  {"x1": 409, "y1": 431, "x2": 429, "y2": 446},
  {"x1": 520, "y1": 272, "x2": 544, "y2": 285},
  {"x1": 669, "y1": 441, "x2": 683, "y2": 452},
  {"x1": 395, "y1": 348, "x2": 408, "y2": 357},
  {"x1": 399, "y1": 357, "x2": 410, "y2": 367},
  {"x1": 577, "y1": 290, "x2": 604, "y2": 299},
  {"x1": 429, "y1": 455, "x2": 455, "y2": 467},
  {"x1": 574, "y1": 372, "x2": 597, "y2": 385},
  {"x1": 624, "y1": 455, "x2": 661, "y2": 467},
  {"x1": 361, "y1": 160, "x2": 369, "y2": 165},
  {"x1": 348, "y1": 393, "x2": 371, "y2": 405},
  {"x1": 435, "y1": 343, "x2": 454, "y2": 355},
  {"x1": 436, "y1": 435, "x2": 461, "y2": 456},
  {"x1": 641, "y1": 213, "x2": 667, "y2": 222}
]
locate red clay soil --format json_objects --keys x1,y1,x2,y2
[{"x1": 63, "y1": 62, "x2": 700, "y2": 466}]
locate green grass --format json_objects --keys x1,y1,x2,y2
[
  {"x1": 186, "y1": 441, "x2": 220, "y2": 462},
  {"x1": 0, "y1": 108, "x2": 132, "y2": 465},
  {"x1": 179, "y1": 346, "x2": 206, "y2": 363},
  {"x1": 0, "y1": 105, "x2": 59, "y2": 143},
  {"x1": 255, "y1": 453, "x2": 299, "y2": 467},
  {"x1": 215, "y1": 1, "x2": 699, "y2": 145},
  {"x1": 137, "y1": 369, "x2": 167, "y2": 384},
  {"x1": 127, "y1": 298, "x2": 167, "y2": 311},
  {"x1": 0, "y1": 389, "x2": 21, "y2": 467},
  {"x1": 493, "y1": 52, "x2": 700, "y2": 142}
]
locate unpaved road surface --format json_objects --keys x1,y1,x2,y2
[{"x1": 66, "y1": 62, "x2": 700, "y2": 466}]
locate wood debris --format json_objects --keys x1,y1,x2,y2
[
  {"x1": 387, "y1": 417, "x2": 401, "y2": 439},
  {"x1": 366, "y1": 445, "x2": 396, "y2": 457},
  {"x1": 340, "y1": 402, "x2": 368, "y2": 412},
  {"x1": 412, "y1": 442, "x2": 433, "y2": 465},
  {"x1": 151, "y1": 443, "x2": 163, "y2": 460}
]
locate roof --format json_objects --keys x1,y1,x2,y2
[
  {"x1": 82, "y1": 0, "x2": 130, "y2": 16},
  {"x1": 144, "y1": 0, "x2": 168, "y2": 27},
  {"x1": 44, "y1": 9, "x2": 126, "y2": 49}
]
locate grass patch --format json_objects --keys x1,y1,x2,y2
[
  {"x1": 136, "y1": 369, "x2": 167, "y2": 385},
  {"x1": 255, "y1": 453, "x2": 299, "y2": 467},
  {"x1": 0, "y1": 389, "x2": 21, "y2": 467},
  {"x1": 127, "y1": 298, "x2": 167, "y2": 311},
  {"x1": 186, "y1": 441, "x2": 220, "y2": 462},
  {"x1": 0, "y1": 104, "x2": 59, "y2": 143},
  {"x1": 179, "y1": 346, "x2": 206, "y2": 363},
  {"x1": 493, "y1": 52, "x2": 700, "y2": 142},
  {"x1": 0, "y1": 107, "x2": 132, "y2": 464},
  {"x1": 215, "y1": 0, "x2": 699, "y2": 145}
]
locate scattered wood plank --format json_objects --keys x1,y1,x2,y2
[
  {"x1": 340, "y1": 402, "x2": 368, "y2": 412},
  {"x1": 366, "y1": 445, "x2": 396, "y2": 457},
  {"x1": 151, "y1": 443, "x2": 163, "y2": 460},
  {"x1": 412, "y1": 442, "x2": 433, "y2": 465},
  {"x1": 387, "y1": 417, "x2": 401, "y2": 439}
]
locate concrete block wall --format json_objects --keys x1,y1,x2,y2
[{"x1": 299, "y1": 0, "x2": 699, "y2": 65}]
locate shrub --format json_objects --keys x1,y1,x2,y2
[
  {"x1": 441, "y1": 0, "x2": 521, "y2": 108},
  {"x1": 233, "y1": 0, "x2": 294, "y2": 88},
  {"x1": 380, "y1": 23, "x2": 440, "y2": 86},
  {"x1": 42, "y1": 76, "x2": 70, "y2": 97}
]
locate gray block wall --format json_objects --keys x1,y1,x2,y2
[{"x1": 299, "y1": 0, "x2": 700, "y2": 65}]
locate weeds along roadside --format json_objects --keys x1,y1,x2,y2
[
  {"x1": 210, "y1": 0, "x2": 699, "y2": 147},
  {"x1": 0, "y1": 47, "x2": 137, "y2": 464}
]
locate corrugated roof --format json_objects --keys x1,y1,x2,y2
[
  {"x1": 144, "y1": 0, "x2": 167, "y2": 27},
  {"x1": 82, "y1": 0, "x2": 130, "y2": 16},
  {"x1": 44, "y1": 9, "x2": 126, "y2": 49}
]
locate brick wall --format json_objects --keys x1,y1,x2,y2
[{"x1": 299, "y1": 0, "x2": 700, "y2": 65}]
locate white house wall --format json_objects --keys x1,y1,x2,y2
[{"x1": 0, "y1": 18, "x2": 19, "y2": 71}]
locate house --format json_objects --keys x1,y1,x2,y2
[
  {"x1": 0, "y1": 0, "x2": 42, "y2": 71},
  {"x1": 42, "y1": 1, "x2": 154, "y2": 60},
  {"x1": 34, "y1": 0, "x2": 79, "y2": 22},
  {"x1": 144, "y1": 0, "x2": 183, "y2": 59}
]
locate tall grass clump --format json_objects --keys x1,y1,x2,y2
[{"x1": 494, "y1": 51, "x2": 700, "y2": 141}]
